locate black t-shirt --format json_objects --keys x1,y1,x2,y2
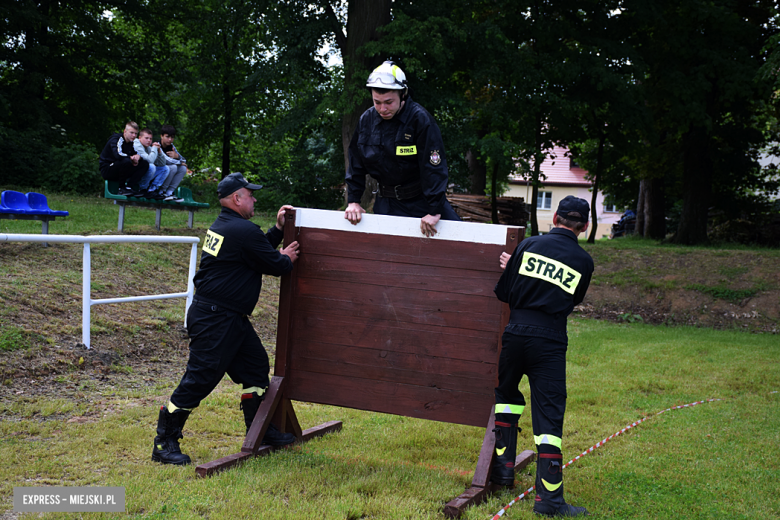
[
  {"x1": 495, "y1": 228, "x2": 594, "y2": 338},
  {"x1": 193, "y1": 207, "x2": 292, "y2": 315},
  {"x1": 346, "y1": 97, "x2": 450, "y2": 215}
]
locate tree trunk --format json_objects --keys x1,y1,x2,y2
[
  {"x1": 221, "y1": 86, "x2": 233, "y2": 178},
  {"x1": 587, "y1": 128, "x2": 606, "y2": 244},
  {"x1": 644, "y1": 177, "x2": 666, "y2": 239},
  {"x1": 636, "y1": 180, "x2": 646, "y2": 237},
  {"x1": 673, "y1": 129, "x2": 711, "y2": 244},
  {"x1": 466, "y1": 148, "x2": 487, "y2": 195},
  {"x1": 327, "y1": 0, "x2": 392, "y2": 208},
  {"x1": 530, "y1": 182, "x2": 540, "y2": 236},
  {"x1": 24, "y1": 0, "x2": 51, "y2": 102},
  {"x1": 490, "y1": 162, "x2": 499, "y2": 223},
  {"x1": 530, "y1": 120, "x2": 543, "y2": 236}
]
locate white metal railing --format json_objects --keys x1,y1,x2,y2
[{"x1": 0, "y1": 233, "x2": 200, "y2": 349}]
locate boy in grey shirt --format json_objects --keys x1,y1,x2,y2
[{"x1": 133, "y1": 128, "x2": 170, "y2": 199}]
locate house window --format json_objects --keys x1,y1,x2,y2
[
  {"x1": 604, "y1": 201, "x2": 618, "y2": 213},
  {"x1": 537, "y1": 191, "x2": 552, "y2": 210},
  {"x1": 569, "y1": 157, "x2": 580, "y2": 169}
]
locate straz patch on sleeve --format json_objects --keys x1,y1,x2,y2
[
  {"x1": 518, "y1": 252, "x2": 582, "y2": 294},
  {"x1": 203, "y1": 229, "x2": 225, "y2": 257},
  {"x1": 396, "y1": 145, "x2": 417, "y2": 156}
]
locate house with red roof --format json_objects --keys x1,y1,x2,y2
[{"x1": 506, "y1": 145, "x2": 623, "y2": 238}]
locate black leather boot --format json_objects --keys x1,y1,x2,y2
[
  {"x1": 151, "y1": 406, "x2": 192, "y2": 465},
  {"x1": 533, "y1": 452, "x2": 588, "y2": 517},
  {"x1": 491, "y1": 420, "x2": 519, "y2": 486},
  {"x1": 240, "y1": 392, "x2": 296, "y2": 446}
]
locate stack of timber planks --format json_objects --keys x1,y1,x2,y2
[{"x1": 448, "y1": 193, "x2": 530, "y2": 227}]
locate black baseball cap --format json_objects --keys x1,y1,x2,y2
[
  {"x1": 217, "y1": 172, "x2": 262, "y2": 199},
  {"x1": 556, "y1": 196, "x2": 590, "y2": 223}
]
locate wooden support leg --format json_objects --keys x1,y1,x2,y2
[
  {"x1": 443, "y1": 411, "x2": 536, "y2": 518},
  {"x1": 243, "y1": 376, "x2": 286, "y2": 454},
  {"x1": 472, "y1": 410, "x2": 497, "y2": 488},
  {"x1": 443, "y1": 450, "x2": 535, "y2": 518},
  {"x1": 195, "y1": 376, "x2": 343, "y2": 478}
]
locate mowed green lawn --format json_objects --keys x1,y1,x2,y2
[
  {"x1": 1, "y1": 319, "x2": 777, "y2": 519},
  {"x1": 1, "y1": 192, "x2": 778, "y2": 518}
]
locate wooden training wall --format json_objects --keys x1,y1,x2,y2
[{"x1": 198, "y1": 208, "x2": 532, "y2": 517}]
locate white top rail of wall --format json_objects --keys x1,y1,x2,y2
[
  {"x1": 294, "y1": 208, "x2": 518, "y2": 245},
  {"x1": 0, "y1": 233, "x2": 200, "y2": 349}
]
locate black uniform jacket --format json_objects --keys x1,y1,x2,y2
[
  {"x1": 193, "y1": 207, "x2": 292, "y2": 315},
  {"x1": 495, "y1": 228, "x2": 594, "y2": 335},
  {"x1": 346, "y1": 97, "x2": 449, "y2": 216},
  {"x1": 98, "y1": 133, "x2": 137, "y2": 172}
]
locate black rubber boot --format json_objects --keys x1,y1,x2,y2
[
  {"x1": 240, "y1": 392, "x2": 296, "y2": 446},
  {"x1": 151, "y1": 406, "x2": 192, "y2": 466},
  {"x1": 491, "y1": 421, "x2": 519, "y2": 486},
  {"x1": 533, "y1": 453, "x2": 589, "y2": 517}
]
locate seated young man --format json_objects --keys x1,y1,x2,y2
[
  {"x1": 99, "y1": 121, "x2": 148, "y2": 195},
  {"x1": 158, "y1": 125, "x2": 188, "y2": 203},
  {"x1": 132, "y1": 129, "x2": 170, "y2": 199}
]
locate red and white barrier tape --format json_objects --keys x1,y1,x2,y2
[{"x1": 490, "y1": 398, "x2": 721, "y2": 520}]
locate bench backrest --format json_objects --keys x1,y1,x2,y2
[
  {"x1": 274, "y1": 209, "x2": 522, "y2": 428},
  {"x1": 1, "y1": 190, "x2": 33, "y2": 213},
  {"x1": 26, "y1": 192, "x2": 68, "y2": 216}
]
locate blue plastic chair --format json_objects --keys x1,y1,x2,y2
[
  {"x1": 26, "y1": 192, "x2": 69, "y2": 217},
  {"x1": 0, "y1": 190, "x2": 33, "y2": 214},
  {"x1": 0, "y1": 191, "x2": 10, "y2": 214}
]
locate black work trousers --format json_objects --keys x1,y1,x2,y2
[
  {"x1": 170, "y1": 300, "x2": 270, "y2": 410},
  {"x1": 100, "y1": 157, "x2": 148, "y2": 187},
  {"x1": 494, "y1": 331, "x2": 568, "y2": 454}
]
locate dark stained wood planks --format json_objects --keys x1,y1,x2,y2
[
  {"x1": 286, "y1": 369, "x2": 494, "y2": 427},
  {"x1": 275, "y1": 212, "x2": 521, "y2": 428}
]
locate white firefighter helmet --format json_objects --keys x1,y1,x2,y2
[{"x1": 366, "y1": 61, "x2": 407, "y2": 90}]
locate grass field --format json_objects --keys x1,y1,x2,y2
[
  {"x1": 1, "y1": 320, "x2": 778, "y2": 519},
  {"x1": 1, "y1": 192, "x2": 779, "y2": 519}
]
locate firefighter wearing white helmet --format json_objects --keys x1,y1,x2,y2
[{"x1": 345, "y1": 60, "x2": 460, "y2": 236}]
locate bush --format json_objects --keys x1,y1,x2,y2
[
  {"x1": 0, "y1": 125, "x2": 49, "y2": 185},
  {"x1": 253, "y1": 135, "x2": 344, "y2": 212},
  {"x1": 41, "y1": 143, "x2": 103, "y2": 194},
  {"x1": 179, "y1": 169, "x2": 222, "y2": 207}
]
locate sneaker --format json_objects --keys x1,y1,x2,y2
[
  {"x1": 173, "y1": 197, "x2": 185, "y2": 203},
  {"x1": 147, "y1": 190, "x2": 166, "y2": 200},
  {"x1": 118, "y1": 186, "x2": 134, "y2": 196},
  {"x1": 127, "y1": 188, "x2": 145, "y2": 197},
  {"x1": 163, "y1": 195, "x2": 177, "y2": 201}
]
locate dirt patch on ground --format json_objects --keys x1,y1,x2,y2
[
  {"x1": 575, "y1": 245, "x2": 779, "y2": 332},
  {"x1": 0, "y1": 241, "x2": 280, "y2": 407},
  {"x1": 0, "y1": 241, "x2": 777, "y2": 406}
]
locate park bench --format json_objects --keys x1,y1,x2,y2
[
  {"x1": 197, "y1": 208, "x2": 532, "y2": 518},
  {"x1": 104, "y1": 181, "x2": 209, "y2": 232},
  {"x1": 0, "y1": 190, "x2": 69, "y2": 237}
]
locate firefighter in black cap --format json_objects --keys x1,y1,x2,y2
[
  {"x1": 492, "y1": 195, "x2": 594, "y2": 517},
  {"x1": 151, "y1": 172, "x2": 300, "y2": 465},
  {"x1": 344, "y1": 60, "x2": 460, "y2": 237}
]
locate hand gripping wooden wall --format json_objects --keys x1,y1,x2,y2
[{"x1": 196, "y1": 208, "x2": 533, "y2": 518}]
